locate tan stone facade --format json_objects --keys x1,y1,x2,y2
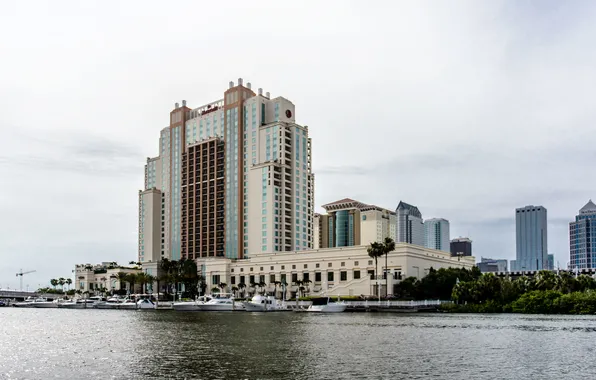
[{"x1": 196, "y1": 243, "x2": 475, "y2": 297}]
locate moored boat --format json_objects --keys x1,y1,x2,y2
[
  {"x1": 302, "y1": 297, "x2": 347, "y2": 313},
  {"x1": 32, "y1": 298, "x2": 67, "y2": 308},
  {"x1": 173, "y1": 296, "x2": 213, "y2": 311},
  {"x1": 244, "y1": 295, "x2": 289, "y2": 312},
  {"x1": 195, "y1": 294, "x2": 244, "y2": 311}
]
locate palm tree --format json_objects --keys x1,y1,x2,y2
[
  {"x1": 381, "y1": 237, "x2": 396, "y2": 297},
  {"x1": 127, "y1": 273, "x2": 137, "y2": 295},
  {"x1": 66, "y1": 278, "x2": 72, "y2": 292},
  {"x1": 50, "y1": 278, "x2": 58, "y2": 290},
  {"x1": 273, "y1": 281, "x2": 282, "y2": 298},
  {"x1": 231, "y1": 286, "x2": 239, "y2": 298},
  {"x1": 211, "y1": 286, "x2": 220, "y2": 294},
  {"x1": 302, "y1": 279, "x2": 312, "y2": 296},
  {"x1": 293, "y1": 280, "x2": 303, "y2": 298},
  {"x1": 58, "y1": 277, "x2": 66, "y2": 292},
  {"x1": 218, "y1": 282, "x2": 227, "y2": 295},
  {"x1": 145, "y1": 274, "x2": 155, "y2": 294},
  {"x1": 367, "y1": 241, "x2": 383, "y2": 298},
  {"x1": 257, "y1": 281, "x2": 267, "y2": 295},
  {"x1": 116, "y1": 272, "x2": 128, "y2": 292},
  {"x1": 237, "y1": 283, "x2": 246, "y2": 298},
  {"x1": 136, "y1": 273, "x2": 148, "y2": 294}
]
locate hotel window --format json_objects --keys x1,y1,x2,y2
[
  {"x1": 292, "y1": 265, "x2": 296, "y2": 269},
  {"x1": 270, "y1": 274, "x2": 276, "y2": 283},
  {"x1": 328, "y1": 263, "x2": 332, "y2": 268},
  {"x1": 281, "y1": 265, "x2": 285, "y2": 270},
  {"x1": 315, "y1": 272, "x2": 321, "y2": 282},
  {"x1": 368, "y1": 260, "x2": 373, "y2": 266},
  {"x1": 240, "y1": 275, "x2": 245, "y2": 284},
  {"x1": 260, "y1": 275, "x2": 265, "y2": 283},
  {"x1": 316, "y1": 263, "x2": 320, "y2": 268},
  {"x1": 304, "y1": 264, "x2": 308, "y2": 269},
  {"x1": 231, "y1": 276, "x2": 236, "y2": 285},
  {"x1": 328, "y1": 272, "x2": 334, "y2": 282},
  {"x1": 281, "y1": 274, "x2": 286, "y2": 283},
  {"x1": 249, "y1": 275, "x2": 255, "y2": 284},
  {"x1": 270, "y1": 266, "x2": 274, "y2": 270},
  {"x1": 340, "y1": 271, "x2": 347, "y2": 281},
  {"x1": 353, "y1": 270, "x2": 361, "y2": 279},
  {"x1": 292, "y1": 273, "x2": 298, "y2": 283},
  {"x1": 341, "y1": 262, "x2": 345, "y2": 267}
]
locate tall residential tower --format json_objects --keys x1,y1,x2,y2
[{"x1": 138, "y1": 79, "x2": 315, "y2": 263}]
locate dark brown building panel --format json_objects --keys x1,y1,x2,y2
[{"x1": 181, "y1": 138, "x2": 225, "y2": 259}]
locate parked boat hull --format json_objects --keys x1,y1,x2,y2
[
  {"x1": 307, "y1": 304, "x2": 347, "y2": 313},
  {"x1": 173, "y1": 302, "x2": 200, "y2": 311}
]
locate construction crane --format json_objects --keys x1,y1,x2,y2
[{"x1": 16, "y1": 269, "x2": 36, "y2": 291}]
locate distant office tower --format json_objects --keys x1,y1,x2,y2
[
  {"x1": 547, "y1": 254, "x2": 554, "y2": 270},
  {"x1": 514, "y1": 205, "x2": 548, "y2": 271},
  {"x1": 477, "y1": 257, "x2": 508, "y2": 273},
  {"x1": 138, "y1": 79, "x2": 315, "y2": 263},
  {"x1": 450, "y1": 237, "x2": 472, "y2": 257},
  {"x1": 395, "y1": 201, "x2": 424, "y2": 246},
  {"x1": 315, "y1": 198, "x2": 396, "y2": 248},
  {"x1": 424, "y1": 218, "x2": 450, "y2": 252},
  {"x1": 569, "y1": 200, "x2": 596, "y2": 269}
]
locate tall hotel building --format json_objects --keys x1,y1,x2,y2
[
  {"x1": 569, "y1": 200, "x2": 596, "y2": 269},
  {"x1": 138, "y1": 79, "x2": 314, "y2": 263}
]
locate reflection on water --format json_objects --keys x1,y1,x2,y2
[{"x1": 1, "y1": 309, "x2": 596, "y2": 379}]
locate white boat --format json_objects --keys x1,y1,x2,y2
[
  {"x1": 58, "y1": 300, "x2": 88, "y2": 309},
  {"x1": 32, "y1": 298, "x2": 67, "y2": 308},
  {"x1": 119, "y1": 298, "x2": 138, "y2": 310},
  {"x1": 304, "y1": 297, "x2": 347, "y2": 313},
  {"x1": 173, "y1": 296, "x2": 213, "y2": 311},
  {"x1": 136, "y1": 299, "x2": 156, "y2": 310},
  {"x1": 244, "y1": 295, "x2": 290, "y2": 312},
  {"x1": 94, "y1": 296, "x2": 124, "y2": 309},
  {"x1": 195, "y1": 294, "x2": 245, "y2": 311},
  {"x1": 12, "y1": 296, "x2": 37, "y2": 308}
]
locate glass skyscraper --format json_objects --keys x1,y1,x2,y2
[
  {"x1": 569, "y1": 200, "x2": 596, "y2": 269},
  {"x1": 512, "y1": 205, "x2": 548, "y2": 271}
]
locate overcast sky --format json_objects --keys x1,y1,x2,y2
[{"x1": 1, "y1": 1, "x2": 595, "y2": 289}]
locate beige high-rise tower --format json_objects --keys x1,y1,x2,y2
[{"x1": 138, "y1": 79, "x2": 315, "y2": 263}]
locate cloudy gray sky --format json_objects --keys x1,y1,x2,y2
[{"x1": 1, "y1": 0, "x2": 595, "y2": 289}]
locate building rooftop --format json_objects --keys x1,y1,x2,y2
[
  {"x1": 396, "y1": 201, "x2": 422, "y2": 218},
  {"x1": 321, "y1": 198, "x2": 394, "y2": 214},
  {"x1": 579, "y1": 199, "x2": 596, "y2": 214}
]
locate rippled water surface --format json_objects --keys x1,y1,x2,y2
[{"x1": 1, "y1": 309, "x2": 596, "y2": 379}]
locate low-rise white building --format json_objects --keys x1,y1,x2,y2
[
  {"x1": 196, "y1": 243, "x2": 475, "y2": 298},
  {"x1": 74, "y1": 263, "x2": 141, "y2": 294}
]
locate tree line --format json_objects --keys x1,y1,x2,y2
[{"x1": 448, "y1": 270, "x2": 596, "y2": 314}]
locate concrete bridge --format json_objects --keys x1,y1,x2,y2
[{"x1": 0, "y1": 290, "x2": 61, "y2": 301}]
